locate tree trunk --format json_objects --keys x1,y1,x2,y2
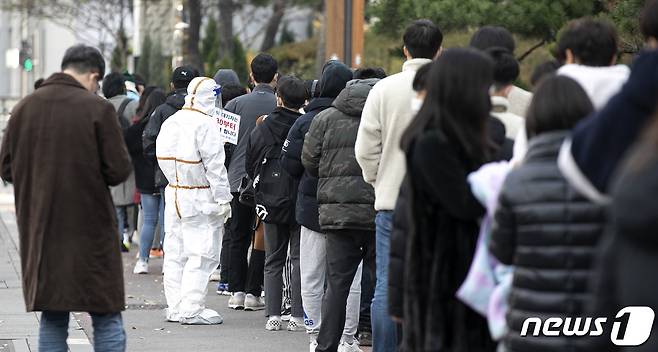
[
  {"x1": 315, "y1": 1, "x2": 326, "y2": 77},
  {"x1": 218, "y1": 0, "x2": 235, "y2": 60},
  {"x1": 185, "y1": 0, "x2": 204, "y2": 73},
  {"x1": 260, "y1": 0, "x2": 287, "y2": 52}
]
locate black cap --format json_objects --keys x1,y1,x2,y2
[{"x1": 172, "y1": 65, "x2": 200, "y2": 85}]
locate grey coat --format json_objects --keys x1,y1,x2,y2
[
  {"x1": 226, "y1": 84, "x2": 277, "y2": 192},
  {"x1": 302, "y1": 79, "x2": 378, "y2": 231},
  {"x1": 108, "y1": 95, "x2": 137, "y2": 206}
]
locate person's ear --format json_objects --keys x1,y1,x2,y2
[
  {"x1": 403, "y1": 46, "x2": 411, "y2": 60},
  {"x1": 276, "y1": 96, "x2": 284, "y2": 107},
  {"x1": 271, "y1": 73, "x2": 279, "y2": 86},
  {"x1": 170, "y1": 82, "x2": 175, "y2": 91},
  {"x1": 565, "y1": 49, "x2": 576, "y2": 64},
  {"x1": 249, "y1": 72, "x2": 255, "y2": 83}
]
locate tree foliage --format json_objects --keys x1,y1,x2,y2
[
  {"x1": 370, "y1": 0, "x2": 601, "y2": 40},
  {"x1": 137, "y1": 34, "x2": 153, "y2": 83},
  {"x1": 202, "y1": 17, "x2": 220, "y2": 74}
]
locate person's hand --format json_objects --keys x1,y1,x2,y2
[{"x1": 217, "y1": 202, "x2": 231, "y2": 223}]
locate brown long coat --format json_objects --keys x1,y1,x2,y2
[{"x1": 0, "y1": 73, "x2": 132, "y2": 313}]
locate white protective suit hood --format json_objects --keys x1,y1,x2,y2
[{"x1": 183, "y1": 77, "x2": 221, "y2": 116}]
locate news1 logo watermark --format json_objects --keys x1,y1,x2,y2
[{"x1": 521, "y1": 306, "x2": 655, "y2": 346}]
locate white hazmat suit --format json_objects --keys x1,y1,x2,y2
[{"x1": 157, "y1": 77, "x2": 232, "y2": 325}]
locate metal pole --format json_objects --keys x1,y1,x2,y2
[{"x1": 344, "y1": 0, "x2": 352, "y2": 66}]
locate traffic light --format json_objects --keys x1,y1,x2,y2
[{"x1": 19, "y1": 40, "x2": 33, "y2": 72}]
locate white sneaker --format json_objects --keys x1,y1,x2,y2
[
  {"x1": 228, "y1": 292, "x2": 246, "y2": 310},
  {"x1": 209, "y1": 269, "x2": 221, "y2": 282},
  {"x1": 180, "y1": 308, "x2": 223, "y2": 325},
  {"x1": 133, "y1": 259, "x2": 148, "y2": 274},
  {"x1": 337, "y1": 340, "x2": 362, "y2": 352},
  {"x1": 309, "y1": 339, "x2": 318, "y2": 352},
  {"x1": 244, "y1": 293, "x2": 265, "y2": 311},
  {"x1": 265, "y1": 316, "x2": 282, "y2": 331},
  {"x1": 287, "y1": 317, "x2": 305, "y2": 332}
]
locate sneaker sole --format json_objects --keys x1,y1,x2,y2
[
  {"x1": 228, "y1": 305, "x2": 245, "y2": 310},
  {"x1": 133, "y1": 271, "x2": 148, "y2": 275},
  {"x1": 244, "y1": 306, "x2": 265, "y2": 311}
]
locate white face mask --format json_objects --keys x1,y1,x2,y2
[{"x1": 411, "y1": 97, "x2": 424, "y2": 114}]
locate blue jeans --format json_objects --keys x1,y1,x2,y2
[
  {"x1": 371, "y1": 211, "x2": 397, "y2": 352},
  {"x1": 39, "y1": 311, "x2": 126, "y2": 352},
  {"x1": 115, "y1": 206, "x2": 128, "y2": 241},
  {"x1": 138, "y1": 193, "x2": 163, "y2": 260},
  {"x1": 159, "y1": 187, "x2": 166, "y2": 248}
]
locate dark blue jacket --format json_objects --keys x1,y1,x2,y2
[
  {"x1": 280, "y1": 98, "x2": 333, "y2": 232},
  {"x1": 569, "y1": 51, "x2": 658, "y2": 194},
  {"x1": 280, "y1": 60, "x2": 353, "y2": 232}
]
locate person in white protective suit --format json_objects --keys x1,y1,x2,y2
[{"x1": 156, "y1": 77, "x2": 232, "y2": 325}]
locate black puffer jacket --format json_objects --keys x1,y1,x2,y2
[
  {"x1": 301, "y1": 79, "x2": 378, "y2": 231},
  {"x1": 280, "y1": 61, "x2": 353, "y2": 232},
  {"x1": 142, "y1": 89, "x2": 186, "y2": 188},
  {"x1": 490, "y1": 131, "x2": 606, "y2": 352}
]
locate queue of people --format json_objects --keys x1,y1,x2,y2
[{"x1": 2, "y1": 1, "x2": 658, "y2": 351}]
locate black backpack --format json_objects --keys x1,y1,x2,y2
[{"x1": 253, "y1": 126, "x2": 296, "y2": 225}]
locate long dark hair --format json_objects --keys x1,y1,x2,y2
[
  {"x1": 525, "y1": 75, "x2": 593, "y2": 139},
  {"x1": 401, "y1": 48, "x2": 494, "y2": 164},
  {"x1": 136, "y1": 86, "x2": 158, "y2": 117},
  {"x1": 138, "y1": 88, "x2": 166, "y2": 123}
]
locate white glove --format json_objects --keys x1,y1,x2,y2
[{"x1": 217, "y1": 202, "x2": 231, "y2": 223}]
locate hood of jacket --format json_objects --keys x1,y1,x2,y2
[
  {"x1": 264, "y1": 107, "x2": 301, "y2": 141},
  {"x1": 557, "y1": 64, "x2": 630, "y2": 110},
  {"x1": 525, "y1": 130, "x2": 570, "y2": 162},
  {"x1": 213, "y1": 69, "x2": 241, "y2": 87},
  {"x1": 333, "y1": 78, "x2": 379, "y2": 117},
  {"x1": 166, "y1": 88, "x2": 187, "y2": 110},
  {"x1": 318, "y1": 60, "x2": 353, "y2": 98},
  {"x1": 183, "y1": 77, "x2": 219, "y2": 115}
]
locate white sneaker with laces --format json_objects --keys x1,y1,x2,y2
[
  {"x1": 209, "y1": 269, "x2": 221, "y2": 282},
  {"x1": 287, "y1": 317, "x2": 305, "y2": 332},
  {"x1": 228, "y1": 292, "x2": 246, "y2": 310},
  {"x1": 244, "y1": 293, "x2": 265, "y2": 311},
  {"x1": 337, "y1": 340, "x2": 362, "y2": 352},
  {"x1": 133, "y1": 259, "x2": 148, "y2": 274},
  {"x1": 265, "y1": 316, "x2": 282, "y2": 331}
]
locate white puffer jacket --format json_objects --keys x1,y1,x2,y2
[{"x1": 156, "y1": 77, "x2": 232, "y2": 218}]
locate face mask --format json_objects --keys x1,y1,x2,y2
[{"x1": 411, "y1": 97, "x2": 424, "y2": 114}]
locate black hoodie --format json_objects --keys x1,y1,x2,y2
[
  {"x1": 280, "y1": 60, "x2": 353, "y2": 232},
  {"x1": 142, "y1": 88, "x2": 186, "y2": 189}
]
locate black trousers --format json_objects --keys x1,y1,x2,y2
[
  {"x1": 316, "y1": 230, "x2": 376, "y2": 352},
  {"x1": 226, "y1": 193, "x2": 261, "y2": 295}
]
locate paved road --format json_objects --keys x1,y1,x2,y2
[
  {"x1": 90, "y1": 252, "x2": 310, "y2": 352},
  {"x1": 0, "y1": 184, "x2": 370, "y2": 352}
]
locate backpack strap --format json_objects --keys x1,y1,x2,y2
[{"x1": 118, "y1": 98, "x2": 132, "y2": 119}]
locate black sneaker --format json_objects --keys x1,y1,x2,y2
[{"x1": 357, "y1": 331, "x2": 372, "y2": 346}]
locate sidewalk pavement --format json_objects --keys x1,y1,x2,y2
[
  {"x1": 0, "y1": 185, "x2": 91, "y2": 352},
  {"x1": 0, "y1": 183, "x2": 370, "y2": 351}
]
